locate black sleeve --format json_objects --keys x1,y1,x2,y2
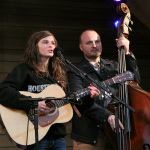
[
  {"x1": 67, "y1": 70, "x2": 94, "y2": 112},
  {"x1": 0, "y1": 64, "x2": 31, "y2": 113},
  {"x1": 125, "y1": 52, "x2": 140, "y2": 84},
  {"x1": 83, "y1": 103, "x2": 113, "y2": 123}
]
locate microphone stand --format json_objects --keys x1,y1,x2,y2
[
  {"x1": 19, "y1": 98, "x2": 42, "y2": 150},
  {"x1": 19, "y1": 97, "x2": 73, "y2": 150},
  {"x1": 112, "y1": 101, "x2": 121, "y2": 150},
  {"x1": 33, "y1": 100, "x2": 39, "y2": 150},
  {"x1": 58, "y1": 55, "x2": 136, "y2": 150}
]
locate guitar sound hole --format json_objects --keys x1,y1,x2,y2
[{"x1": 46, "y1": 101, "x2": 56, "y2": 114}]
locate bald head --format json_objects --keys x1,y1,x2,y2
[
  {"x1": 79, "y1": 30, "x2": 102, "y2": 61},
  {"x1": 80, "y1": 30, "x2": 100, "y2": 44}
]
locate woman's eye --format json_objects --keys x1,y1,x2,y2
[
  {"x1": 51, "y1": 42, "x2": 55, "y2": 45},
  {"x1": 42, "y1": 40, "x2": 49, "y2": 44}
]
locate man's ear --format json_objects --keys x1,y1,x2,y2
[{"x1": 79, "y1": 44, "x2": 83, "y2": 52}]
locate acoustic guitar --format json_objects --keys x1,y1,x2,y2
[{"x1": 0, "y1": 71, "x2": 134, "y2": 146}]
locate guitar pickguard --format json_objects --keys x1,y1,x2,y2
[{"x1": 38, "y1": 108, "x2": 59, "y2": 127}]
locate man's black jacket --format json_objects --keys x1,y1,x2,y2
[{"x1": 68, "y1": 54, "x2": 140, "y2": 144}]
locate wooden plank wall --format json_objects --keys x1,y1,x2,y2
[{"x1": 0, "y1": 0, "x2": 150, "y2": 149}]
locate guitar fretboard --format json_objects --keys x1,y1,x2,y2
[
  {"x1": 55, "y1": 100, "x2": 67, "y2": 108},
  {"x1": 50, "y1": 71, "x2": 133, "y2": 108}
]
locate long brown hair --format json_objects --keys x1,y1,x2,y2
[{"x1": 23, "y1": 30, "x2": 67, "y2": 89}]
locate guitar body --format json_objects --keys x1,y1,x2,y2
[{"x1": 0, "y1": 84, "x2": 73, "y2": 146}]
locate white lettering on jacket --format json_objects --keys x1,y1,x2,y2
[{"x1": 28, "y1": 84, "x2": 50, "y2": 93}]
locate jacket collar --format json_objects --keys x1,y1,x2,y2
[{"x1": 80, "y1": 57, "x2": 111, "y2": 74}]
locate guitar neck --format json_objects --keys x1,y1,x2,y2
[
  {"x1": 54, "y1": 71, "x2": 133, "y2": 106},
  {"x1": 73, "y1": 78, "x2": 114, "y2": 100},
  {"x1": 101, "y1": 78, "x2": 114, "y2": 87}
]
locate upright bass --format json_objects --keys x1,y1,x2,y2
[{"x1": 107, "y1": 3, "x2": 150, "y2": 150}]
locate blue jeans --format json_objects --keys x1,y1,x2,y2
[{"x1": 26, "y1": 136, "x2": 66, "y2": 150}]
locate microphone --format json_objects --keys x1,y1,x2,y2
[{"x1": 54, "y1": 47, "x2": 64, "y2": 60}]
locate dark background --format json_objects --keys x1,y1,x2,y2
[{"x1": 0, "y1": 0, "x2": 150, "y2": 91}]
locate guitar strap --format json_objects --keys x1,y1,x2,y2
[
  {"x1": 0, "y1": 125, "x2": 4, "y2": 133},
  {"x1": 72, "y1": 105, "x2": 81, "y2": 117},
  {"x1": 0, "y1": 118, "x2": 4, "y2": 133}
]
